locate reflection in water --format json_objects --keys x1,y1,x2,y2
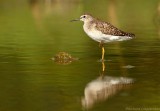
[
  {"x1": 29, "y1": 0, "x2": 81, "y2": 27},
  {"x1": 108, "y1": 0, "x2": 118, "y2": 26},
  {"x1": 157, "y1": 1, "x2": 160, "y2": 36},
  {"x1": 154, "y1": 1, "x2": 160, "y2": 37},
  {"x1": 81, "y1": 61, "x2": 134, "y2": 110},
  {"x1": 29, "y1": 0, "x2": 43, "y2": 28}
]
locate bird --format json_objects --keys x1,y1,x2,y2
[{"x1": 71, "y1": 14, "x2": 135, "y2": 61}]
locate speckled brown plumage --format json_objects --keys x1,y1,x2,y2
[{"x1": 93, "y1": 19, "x2": 135, "y2": 37}]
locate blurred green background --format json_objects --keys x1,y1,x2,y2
[{"x1": 0, "y1": 0, "x2": 160, "y2": 111}]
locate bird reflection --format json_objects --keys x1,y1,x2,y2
[{"x1": 81, "y1": 61, "x2": 134, "y2": 110}]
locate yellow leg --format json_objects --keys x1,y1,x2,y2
[
  {"x1": 102, "y1": 60, "x2": 105, "y2": 72},
  {"x1": 100, "y1": 57, "x2": 106, "y2": 77},
  {"x1": 102, "y1": 46, "x2": 105, "y2": 61}
]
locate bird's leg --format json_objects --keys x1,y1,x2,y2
[
  {"x1": 100, "y1": 42, "x2": 105, "y2": 61},
  {"x1": 102, "y1": 60, "x2": 105, "y2": 72},
  {"x1": 99, "y1": 42, "x2": 103, "y2": 47},
  {"x1": 102, "y1": 46, "x2": 105, "y2": 61},
  {"x1": 100, "y1": 56, "x2": 106, "y2": 77}
]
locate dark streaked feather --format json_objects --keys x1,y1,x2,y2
[{"x1": 94, "y1": 19, "x2": 135, "y2": 37}]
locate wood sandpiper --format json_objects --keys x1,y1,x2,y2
[{"x1": 71, "y1": 14, "x2": 135, "y2": 61}]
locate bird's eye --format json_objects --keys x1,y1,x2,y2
[{"x1": 83, "y1": 16, "x2": 86, "y2": 18}]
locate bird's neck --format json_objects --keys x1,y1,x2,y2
[{"x1": 83, "y1": 19, "x2": 95, "y2": 29}]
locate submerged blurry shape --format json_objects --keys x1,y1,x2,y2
[
  {"x1": 52, "y1": 52, "x2": 78, "y2": 65},
  {"x1": 122, "y1": 65, "x2": 135, "y2": 69},
  {"x1": 82, "y1": 76, "x2": 134, "y2": 109}
]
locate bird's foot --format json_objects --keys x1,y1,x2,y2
[{"x1": 97, "y1": 59, "x2": 106, "y2": 62}]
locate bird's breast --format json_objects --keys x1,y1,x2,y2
[{"x1": 83, "y1": 24, "x2": 105, "y2": 42}]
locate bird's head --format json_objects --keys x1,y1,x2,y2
[{"x1": 71, "y1": 14, "x2": 93, "y2": 22}]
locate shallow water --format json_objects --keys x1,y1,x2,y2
[{"x1": 0, "y1": 0, "x2": 160, "y2": 111}]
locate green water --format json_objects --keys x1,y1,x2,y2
[{"x1": 0, "y1": 0, "x2": 160, "y2": 111}]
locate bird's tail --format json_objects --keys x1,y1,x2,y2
[{"x1": 125, "y1": 32, "x2": 135, "y2": 37}]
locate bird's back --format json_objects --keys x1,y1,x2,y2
[{"x1": 94, "y1": 19, "x2": 135, "y2": 37}]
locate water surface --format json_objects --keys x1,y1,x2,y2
[{"x1": 0, "y1": 0, "x2": 160, "y2": 111}]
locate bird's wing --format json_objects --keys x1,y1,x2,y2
[{"x1": 95, "y1": 20, "x2": 135, "y2": 37}]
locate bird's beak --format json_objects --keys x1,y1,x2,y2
[{"x1": 70, "y1": 18, "x2": 80, "y2": 22}]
